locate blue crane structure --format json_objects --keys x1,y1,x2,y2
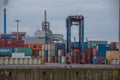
[{"x1": 66, "y1": 15, "x2": 84, "y2": 56}]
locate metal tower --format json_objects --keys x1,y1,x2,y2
[{"x1": 42, "y1": 10, "x2": 50, "y2": 44}]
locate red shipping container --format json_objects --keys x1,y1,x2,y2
[
  {"x1": 53, "y1": 56, "x2": 55, "y2": 63},
  {"x1": 0, "y1": 40, "x2": 5, "y2": 47},
  {"x1": 81, "y1": 55, "x2": 85, "y2": 64},
  {"x1": 71, "y1": 56, "x2": 74, "y2": 63},
  {"x1": 13, "y1": 40, "x2": 24, "y2": 47},
  {"x1": 73, "y1": 53, "x2": 79, "y2": 63},
  {"x1": 92, "y1": 48, "x2": 97, "y2": 56},
  {"x1": 110, "y1": 42, "x2": 116, "y2": 50},
  {"x1": 32, "y1": 50, "x2": 39, "y2": 57},
  {"x1": 54, "y1": 56, "x2": 58, "y2": 63},
  {"x1": 44, "y1": 56, "x2": 48, "y2": 63},
  {"x1": 5, "y1": 40, "x2": 14, "y2": 48},
  {"x1": 84, "y1": 49, "x2": 92, "y2": 64},
  {"x1": 98, "y1": 56, "x2": 102, "y2": 64}
]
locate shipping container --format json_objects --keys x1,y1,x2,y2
[
  {"x1": 12, "y1": 53, "x2": 25, "y2": 58},
  {"x1": 58, "y1": 56, "x2": 61, "y2": 63},
  {"x1": 106, "y1": 51, "x2": 120, "y2": 60},
  {"x1": 0, "y1": 58, "x2": 4, "y2": 65},
  {"x1": 115, "y1": 42, "x2": 120, "y2": 51},
  {"x1": 0, "y1": 48, "x2": 13, "y2": 56},
  {"x1": 13, "y1": 40, "x2": 24, "y2": 47},
  {"x1": 110, "y1": 42, "x2": 116, "y2": 50},
  {"x1": 92, "y1": 56, "x2": 98, "y2": 64},
  {"x1": 14, "y1": 48, "x2": 32, "y2": 56},
  {"x1": 26, "y1": 43, "x2": 42, "y2": 50},
  {"x1": 8, "y1": 58, "x2": 13, "y2": 65},
  {"x1": 88, "y1": 41, "x2": 107, "y2": 48},
  {"x1": 92, "y1": 48, "x2": 97, "y2": 56},
  {"x1": 28, "y1": 58, "x2": 32, "y2": 65},
  {"x1": 44, "y1": 50, "x2": 48, "y2": 56},
  {"x1": 0, "y1": 40, "x2": 5, "y2": 47},
  {"x1": 61, "y1": 56, "x2": 66, "y2": 63},
  {"x1": 84, "y1": 48, "x2": 92, "y2": 64},
  {"x1": 96, "y1": 44, "x2": 110, "y2": 56},
  {"x1": 5, "y1": 40, "x2": 14, "y2": 48},
  {"x1": 18, "y1": 58, "x2": 23, "y2": 65},
  {"x1": 32, "y1": 50, "x2": 39, "y2": 57},
  {"x1": 23, "y1": 58, "x2": 28, "y2": 65}
]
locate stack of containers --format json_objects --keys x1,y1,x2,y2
[
  {"x1": 106, "y1": 51, "x2": 120, "y2": 65},
  {"x1": 55, "y1": 43, "x2": 65, "y2": 63},
  {"x1": 96, "y1": 44, "x2": 110, "y2": 64},
  {"x1": 48, "y1": 44, "x2": 56, "y2": 63},
  {"x1": 92, "y1": 48, "x2": 98, "y2": 64},
  {"x1": 110, "y1": 42, "x2": 119, "y2": 51},
  {"x1": 41, "y1": 44, "x2": 56, "y2": 63},
  {"x1": 72, "y1": 49, "x2": 80, "y2": 63},
  {"x1": 84, "y1": 48, "x2": 92, "y2": 64},
  {"x1": 26, "y1": 44, "x2": 42, "y2": 58}
]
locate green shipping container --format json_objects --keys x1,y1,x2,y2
[
  {"x1": 14, "y1": 48, "x2": 32, "y2": 56},
  {"x1": 58, "y1": 56, "x2": 61, "y2": 63},
  {"x1": 70, "y1": 52, "x2": 74, "y2": 56}
]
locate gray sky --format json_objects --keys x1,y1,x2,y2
[{"x1": 0, "y1": 0, "x2": 119, "y2": 42}]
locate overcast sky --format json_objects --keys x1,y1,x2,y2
[{"x1": 0, "y1": 0, "x2": 119, "y2": 42}]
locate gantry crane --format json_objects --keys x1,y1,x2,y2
[{"x1": 66, "y1": 15, "x2": 84, "y2": 64}]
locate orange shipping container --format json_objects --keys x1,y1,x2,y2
[
  {"x1": 26, "y1": 44, "x2": 42, "y2": 50},
  {"x1": 106, "y1": 51, "x2": 120, "y2": 60}
]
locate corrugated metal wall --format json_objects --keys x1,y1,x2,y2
[{"x1": 0, "y1": 67, "x2": 120, "y2": 80}]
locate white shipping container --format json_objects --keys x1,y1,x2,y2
[
  {"x1": 0, "y1": 58, "x2": 4, "y2": 65},
  {"x1": 23, "y1": 58, "x2": 28, "y2": 65},
  {"x1": 28, "y1": 58, "x2": 32, "y2": 65},
  {"x1": 8, "y1": 58, "x2": 13, "y2": 65},
  {"x1": 48, "y1": 56, "x2": 51, "y2": 63},
  {"x1": 48, "y1": 44, "x2": 51, "y2": 50},
  {"x1": 33, "y1": 58, "x2": 37, "y2": 65},
  {"x1": 41, "y1": 50, "x2": 44, "y2": 57},
  {"x1": 4, "y1": 58, "x2": 9, "y2": 65},
  {"x1": 12, "y1": 53, "x2": 25, "y2": 58},
  {"x1": 24, "y1": 56, "x2": 31, "y2": 58},
  {"x1": 42, "y1": 44, "x2": 45, "y2": 50},
  {"x1": 44, "y1": 44, "x2": 48, "y2": 50},
  {"x1": 13, "y1": 58, "x2": 18, "y2": 65},
  {"x1": 115, "y1": 42, "x2": 120, "y2": 51},
  {"x1": 37, "y1": 58, "x2": 40, "y2": 64},
  {"x1": 18, "y1": 58, "x2": 23, "y2": 65},
  {"x1": 39, "y1": 51, "x2": 42, "y2": 56},
  {"x1": 58, "y1": 50, "x2": 62, "y2": 56},
  {"x1": 111, "y1": 59, "x2": 116, "y2": 65},
  {"x1": 62, "y1": 56, "x2": 66, "y2": 63}
]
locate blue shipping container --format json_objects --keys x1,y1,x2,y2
[
  {"x1": 102, "y1": 56, "x2": 106, "y2": 62},
  {"x1": 56, "y1": 43, "x2": 65, "y2": 50},
  {"x1": 92, "y1": 56, "x2": 98, "y2": 64},
  {"x1": 0, "y1": 48, "x2": 13, "y2": 56},
  {"x1": 84, "y1": 42, "x2": 88, "y2": 49},
  {"x1": 73, "y1": 42, "x2": 88, "y2": 48},
  {"x1": 44, "y1": 50, "x2": 48, "y2": 56},
  {"x1": 97, "y1": 44, "x2": 110, "y2": 56}
]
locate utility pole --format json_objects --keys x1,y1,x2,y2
[{"x1": 15, "y1": 19, "x2": 21, "y2": 40}]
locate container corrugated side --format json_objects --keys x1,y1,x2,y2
[
  {"x1": 14, "y1": 48, "x2": 32, "y2": 56},
  {"x1": 0, "y1": 48, "x2": 13, "y2": 56}
]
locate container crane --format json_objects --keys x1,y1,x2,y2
[{"x1": 66, "y1": 15, "x2": 84, "y2": 64}]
